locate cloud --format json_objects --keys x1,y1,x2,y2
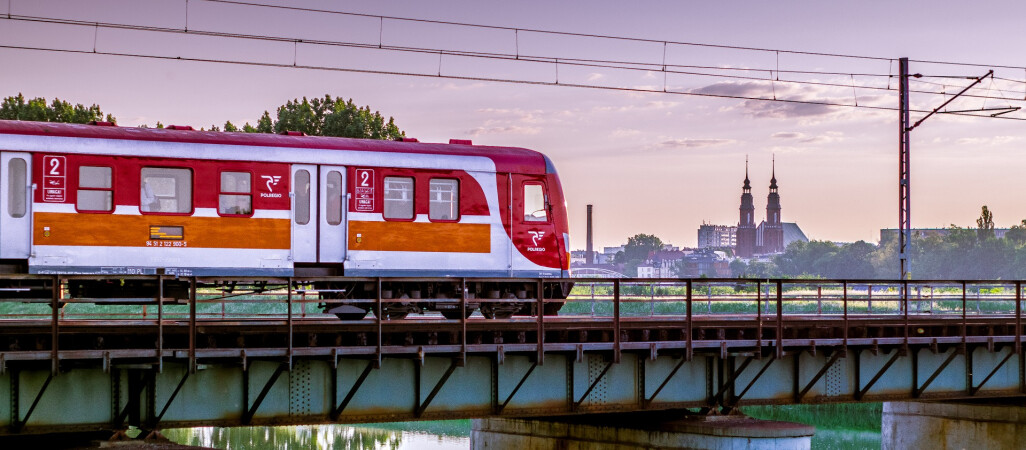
[
  {"x1": 586, "y1": 73, "x2": 605, "y2": 82},
  {"x1": 690, "y1": 81, "x2": 775, "y2": 98},
  {"x1": 658, "y1": 138, "x2": 736, "y2": 148},
  {"x1": 610, "y1": 128, "x2": 641, "y2": 138},
  {"x1": 740, "y1": 100, "x2": 837, "y2": 119},
  {"x1": 466, "y1": 125, "x2": 541, "y2": 136},
  {"x1": 591, "y1": 100, "x2": 679, "y2": 113},
  {"x1": 770, "y1": 131, "x2": 844, "y2": 144},
  {"x1": 955, "y1": 136, "x2": 1022, "y2": 146}
]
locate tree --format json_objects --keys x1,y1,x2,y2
[
  {"x1": 623, "y1": 234, "x2": 663, "y2": 262},
  {"x1": 0, "y1": 93, "x2": 115, "y2": 124},
  {"x1": 263, "y1": 95, "x2": 405, "y2": 140},
  {"x1": 977, "y1": 205, "x2": 995, "y2": 240}
]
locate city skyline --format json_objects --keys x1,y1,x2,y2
[{"x1": 4, "y1": 1, "x2": 1026, "y2": 248}]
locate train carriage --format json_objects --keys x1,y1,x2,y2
[{"x1": 0, "y1": 120, "x2": 571, "y2": 319}]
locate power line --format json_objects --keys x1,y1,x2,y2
[
  {"x1": 200, "y1": 0, "x2": 1026, "y2": 74},
  {"x1": 4, "y1": 42, "x2": 1024, "y2": 122},
  {"x1": 4, "y1": 13, "x2": 1026, "y2": 106}
]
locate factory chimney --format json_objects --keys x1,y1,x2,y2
[{"x1": 586, "y1": 204, "x2": 594, "y2": 264}]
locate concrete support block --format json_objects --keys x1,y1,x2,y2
[
  {"x1": 472, "y1": 411, "x2": 813, "y2": 450},
  {"x1": 883, "y1": 401, "x2": 1026, "y2": 450}
]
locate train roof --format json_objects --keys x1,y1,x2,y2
[{"x1": 0, "y1": 120, "x2": 550, "y2": 174}]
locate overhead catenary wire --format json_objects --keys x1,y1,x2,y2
[
  {"x1": 3, "y1": 14, "x2": 1026, "y2": 105},
  {"x1": 4, "y1": 42, "x2": 1024, "y2": 122}
]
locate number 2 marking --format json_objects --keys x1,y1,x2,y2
[
  {"x1": 359, "y1": 170, "x2": 370, "y2": 186},
  {"x1": 48, "y1": 158, "x2": 60, "y2": 175}
]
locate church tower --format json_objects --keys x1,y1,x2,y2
[
  {"x1": 763, "y1": 156, "x2": 785, "y2": 253},
  {"x1": 736, "y1": 157, "x2": 757, "y2": 258}
]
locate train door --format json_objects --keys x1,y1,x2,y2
[
  {"x1": 511, "y1": 175, "x2": 559, "y2": 275},
  {"x1": 318, "y1": 166, "x2": 347, "y2": 263},
  {"x1": 291, "y1": 164, "x2": 317, "y2": 263},
  {"x1": 0, "y1": 152, "x2": 32, "y2": 259}
]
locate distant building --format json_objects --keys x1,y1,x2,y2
[
  {"x1": 736, "y1": 157, "x2": 790, "y2": 257},
  {"x1": 678, "y1": 249, "x2": 731, "y2": 278},
  {"x1": 698, "y1": 223, "x2": 737, "y2": 248},
  {"x1": 879, "y1": 228, "x2": 1010, "y2": 243}
]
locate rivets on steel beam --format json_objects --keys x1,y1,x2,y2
[
  {"x1": 576, "y1": 345, "x2": 584, "y2": 363},
  {"x1": 103, "y1": 351, "x2": 110, "y2": 374},
  {"x1": 650, "y1": 343, "x2": 658, "y2": 361}
]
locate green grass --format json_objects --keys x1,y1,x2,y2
[{"x1": 742, "y1": 403, "x2": 882, "y2": 431}]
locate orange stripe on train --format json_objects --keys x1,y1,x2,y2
[
  {"x1": 33, "y1": 212, "x2": 290, "y2": 249},
  {"x1": 348, "y1": 221, "x2": 490, "y2": 253}
]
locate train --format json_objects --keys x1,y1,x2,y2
[{"x1": 0, "y1": 119, "x2": 572, "y2": 319}]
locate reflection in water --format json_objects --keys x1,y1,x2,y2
[
  {"x1": 164, "y1": 424, "x2": 468, "y2": 450},
  {"x1": 164, "y1": 406, "x2": 881, "y2": 450}
]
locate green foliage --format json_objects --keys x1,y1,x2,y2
[
  {"x1": 623, "y1": 233, "x2": 663, "y2": 262},
  {"x1": 0, "y1": 93, "x2": 114, "y2": 124},
  {"x1": 268, "y1": 95, "x2": 405, "y2": 139}
]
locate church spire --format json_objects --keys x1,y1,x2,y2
[
  {"x1": 743, "y1": 155, "x2": 751, "y2": 191},
  {"x1": 769, "y1": 154, "x2": 778, "y2": 191}
]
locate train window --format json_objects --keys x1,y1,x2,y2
[
  {"x1": 429, "y1": 179, "x2": 459, "y2": 221},
  {"x1": 383, "y1": 176, "x2": 414, "y2": 220},
  {"x1": 140, "y1": 167, "x2": 192, "y2": 214},
  {"x1": 77, "y1": 166, "x2": 113, "y2": 212},
  {"x1": 326, "y1": 171, "x2": 343, "y2": 225},
  {"x1": 219, "y1": 171, "x2": 252, "y2": 216},
  {"x1": 523, "y1": 183, "x2": 548, "y2": 222},
  {"x1": 7, "y1": 158, "x2": 26, "y2": 218},
  {"x1": 294, "y1": 170, "x2": 310, "y2": 225}
]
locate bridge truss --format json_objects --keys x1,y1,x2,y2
[{"x1": 0, "y1": 275, "x2": 1023, "y2": 435}]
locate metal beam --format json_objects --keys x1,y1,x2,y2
[
  {"x1": 913, "y1": 349, "x2": 960, "y2": 398},
  {"x1": 11, "y1": 372, "x2": 53, "y2": 433},
  {"x1": 971, "y1": 348, "x2": 1016, "y2": 395},
  {"x1": 796, "y1": 351, "x2": 843, "y2": 403},
  {"x1": 497, "y1": 361, "x2": 537, "y2": 413},
  {"x1": 732, "y1": 356, "x2": 776, "y2": 406},
  {"x1": 714, "y1": 356, "x2": 754, "y2": 404},
  {"x1": 642, "y1": 356, "x2": 687, "y2": 408},
  {"x1": 331, "y1": 360, "x2": 374, "y2": 420},
  {"x1": 415, "y1": 358, "x2": 460, "y2": 417},
  {"x1": 857, "y1": 350, "x2": 902, "y2": 400},
  {"x1": 573, "y1": 358, "x2": 614, "y2": 411},
  {"x1": 151, "y1": 370, "x2": 190, "y2": 427},
  {"x1": 242, "y1": 363, "x2": 287, "y2": 424}
]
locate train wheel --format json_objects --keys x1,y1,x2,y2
[
  {"x1": 481, "y1": 304, "x2": 516, "y2": 320},
  {"x1": 327, "y1": 304, "x2": 368, "y2": 321},
  {"x1": 441, "y1": 309, "x2": 475, "y2": 320}
]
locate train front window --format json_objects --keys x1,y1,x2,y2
[
  {"x1": 7, "y1": 158, "x2": 26, "y2": 218},
  {"x1": 429, "y1": 179, "x2": 459, "y2": 221},
  {"x1": 523, "y1": 183, "x2": 548, "y2": 222},
  {"x1": 77, "y1": 166, "x2": 113, "y2": 212},
  {"x1": 140, "y1": 167, "x2": 192, "y2": 214},
  {"x1": 219, "y1": 171, "x2": 252, "y2": 216},
  {"x1": 326, "y1": 171, "x2": 343, "y2": 225},
  {"x1": 383, "y1": 176, "x2": 413, "y2": 219},
  {"x1": 294, "y1": 170, "x2": 310, "y2": 225}
]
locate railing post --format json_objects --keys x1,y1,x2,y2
[
  {"x1": 1016, "y1": 281, "x2": 1022, "y2": 356},
  {"x1": 536, "y1": 278, "x2": 544, "y2": 366},
  {"x1": 157, "y1": 275, "x2": 163, "y2": 372},
  {"x1": 287, "y1": 277, "x2": 293, "y2": 370},
  {"x1": 686, "y1": 279, "x2": 693, "y2": 361},
  {"x1": 375, "y1": 277, "x2": 382, "y2": 369},
  {"x1": 775, "y1": 280, "x2": 783, "y2": 359},
  {"x1": 961, "y1": 281, "x2": 968, "y2": 353},
  {"x1": 756, "y1": 280, "x2": 762, "y2": 354},
  {"x1": 189, "y1": 276, "x2": 197, "y2": 374},
  {"x1": 461, "y1": 278, "x2": 468, "y2": 366},
  {"x1": 842, "y1": 281, "x2": 848, "y2": 354},
  {"x1": 50, "y1": 275, "x2": 59, "y2": 376},
  {"x1": 613, "y1": 279, "x2": 621, "y2": 364},
  {"x1": 903, "y1": 280, "x2": 909, "y2": 352}
]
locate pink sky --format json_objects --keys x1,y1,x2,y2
[{"x1": 4, "y1": 0, "x2": 1026, "y2": 249}]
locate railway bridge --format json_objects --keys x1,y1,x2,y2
[{"x1": 0, "y1": 275, "x2": 1023, "y2": 437}]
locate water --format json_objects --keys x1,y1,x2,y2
[{"x1": 163, "y1": 405, "x2": 883, "y2": 449}]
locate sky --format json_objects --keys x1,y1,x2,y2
[{"x1": 4, "y1": 0, "x2": 1026, "y2": 250}]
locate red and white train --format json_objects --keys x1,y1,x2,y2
[{"x1": 0, "y1": 120, "x2": 571, "y2": 319}]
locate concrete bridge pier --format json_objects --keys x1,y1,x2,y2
[
  {"x1": 883, "y1": 401, "x2": 1026, "y2": 450},
  {"x1": 471, "y1": 410, "x2": 814, "y2": 450}
]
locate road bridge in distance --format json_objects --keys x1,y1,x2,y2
[{"x1": 0, "y1": 275, "x2": 1022, "y2": 435}]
